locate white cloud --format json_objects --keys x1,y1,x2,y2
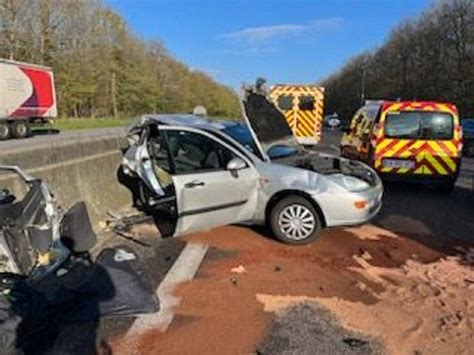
[
  {"x1": 219, "y1": 46, "x2": 279, "y2": 56},
  {"x1": 219, "y1": 17, "x2": 343, "y2": 43},
  {"x1": 221, "y1": 24, "x2": 305, "y2": 42}
]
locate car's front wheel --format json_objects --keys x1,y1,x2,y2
[{"x1": 269, "y1": 196, "x2": 322, "y2": 245}]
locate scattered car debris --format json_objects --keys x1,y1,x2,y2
[
  {"x1": 107, "y1": 210, "x2": 154, "y2": 233},
  {"x1": 0, "y1": 166, "x2": 158, "y2": 352},
  {"x1": 343, "y1": 337, "x2": 369, "y2": 348},
  {"x1": 231, "y1": 265, "x2": 247, "y2": 274},
  {"x1": 359, "y1": 249, "x2": 372, "y2": 260},
  {"x1": 114, "y1": 248, "x2": 137, "y2": 262},
  {"x1": 106, "y1": 210, "x2": 154, "y2": 247}
]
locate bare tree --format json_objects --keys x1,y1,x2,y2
[{"x1": 0, "y1": 0, "x2": 29, "y2": 59}]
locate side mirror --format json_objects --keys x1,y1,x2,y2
[{"x1": 226, "y1": 157, "x2": 247, "y2": 171}]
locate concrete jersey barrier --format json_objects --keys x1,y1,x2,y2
[{"x1": 0, "y1": 128, "x2": 133, "y2": 225}]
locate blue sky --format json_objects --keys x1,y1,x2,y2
[{"x1": 105, "y1": 0, "x2": 431, "y2": 90}]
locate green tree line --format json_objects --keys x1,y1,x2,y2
[
  {"x1": 0, "y1": 0, "x2": 240, "y2": 118},
  {"x1": 321, "y1": 0, "x2": 474, "y2": 121}
]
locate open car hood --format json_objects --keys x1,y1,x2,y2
[{"x1": 241, "y1": 88, "x2": 300, "y2": 160}]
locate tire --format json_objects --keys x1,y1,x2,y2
[
  {"x1": 269, "y1": 196, "x2": 322, "y2": 245},
  {"x1": 0, "y1": 121, "x2": 11, "y2": 140},
  {"x1": 11, "y1": 120, "x2": 31, "y2": 139}
]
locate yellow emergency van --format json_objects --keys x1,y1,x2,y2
[
  {"x1": 269, "y1": 84, "x2": 325, "y2": 145},
  {"x1": 341, "y1": 100, "x2": 463, "y2": 191}
]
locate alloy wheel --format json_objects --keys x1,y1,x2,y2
[{"x1": 278, "y1": 204, "x2": 316, "y2": 241}]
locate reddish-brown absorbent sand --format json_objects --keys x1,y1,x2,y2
[{"x1": 111, "y1": 225, "x2": 473, "y2": 355}]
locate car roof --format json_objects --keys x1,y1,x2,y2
[
  {"x1": 140, "y1": 114, "x2": 241, "y2": 131},
  {"x1": 380, "y1": 101, "x2": 457, "y2": 113},
  {"x1": 358, "y1": 100, "x2": 458, "y2": 119}
]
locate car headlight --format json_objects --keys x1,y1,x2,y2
[{"x1": 330, "y1": 173, "x2": 370, "y2": 192}]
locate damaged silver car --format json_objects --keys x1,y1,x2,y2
[{"x1": 121, "y1": 87, "x2": 383, "y2": 244}]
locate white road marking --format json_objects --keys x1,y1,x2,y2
[{"x1": 127, "y1": 242, "x2": 208, "y2": 336}]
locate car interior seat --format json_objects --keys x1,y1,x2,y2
[{"x1": 203, "y1": 151, "x2": 220, "y2": 169}]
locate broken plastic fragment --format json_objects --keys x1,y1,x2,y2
[
  {"x1": 231, "y1": 265, "x2": 247, "y2": 274},
  {"x1": 114, "y1": 249, "x2": 136, "y2": 262},
  {"x1": 343, "y1": 338, "x2": 368, "y2": 348}
]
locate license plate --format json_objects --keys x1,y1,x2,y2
[{"x1": 382, "y1": 159, "x2": 415, "y2": 169}]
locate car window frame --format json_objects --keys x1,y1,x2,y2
[
  {"x1": 146, "y1": 125, "x2": 174, "y2": 174},
  {"x1": 158, "y1": 125, "x2": 255, "y2": 176}
]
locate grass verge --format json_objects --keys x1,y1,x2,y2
[{"x1": 45, "y1": 117, "x2": 133, "y2": 131}]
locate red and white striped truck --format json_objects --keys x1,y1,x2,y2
[{"x1": 0, "y1": 59, "x2": 57, "y2": 140}]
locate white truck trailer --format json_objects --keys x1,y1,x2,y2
[{"x1": 0, "y1": 59, "x2": 57, "y2": 140}]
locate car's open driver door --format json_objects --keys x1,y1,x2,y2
[{"x1": 161, "y1": 128, "x2": 260, "y2": 236}]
